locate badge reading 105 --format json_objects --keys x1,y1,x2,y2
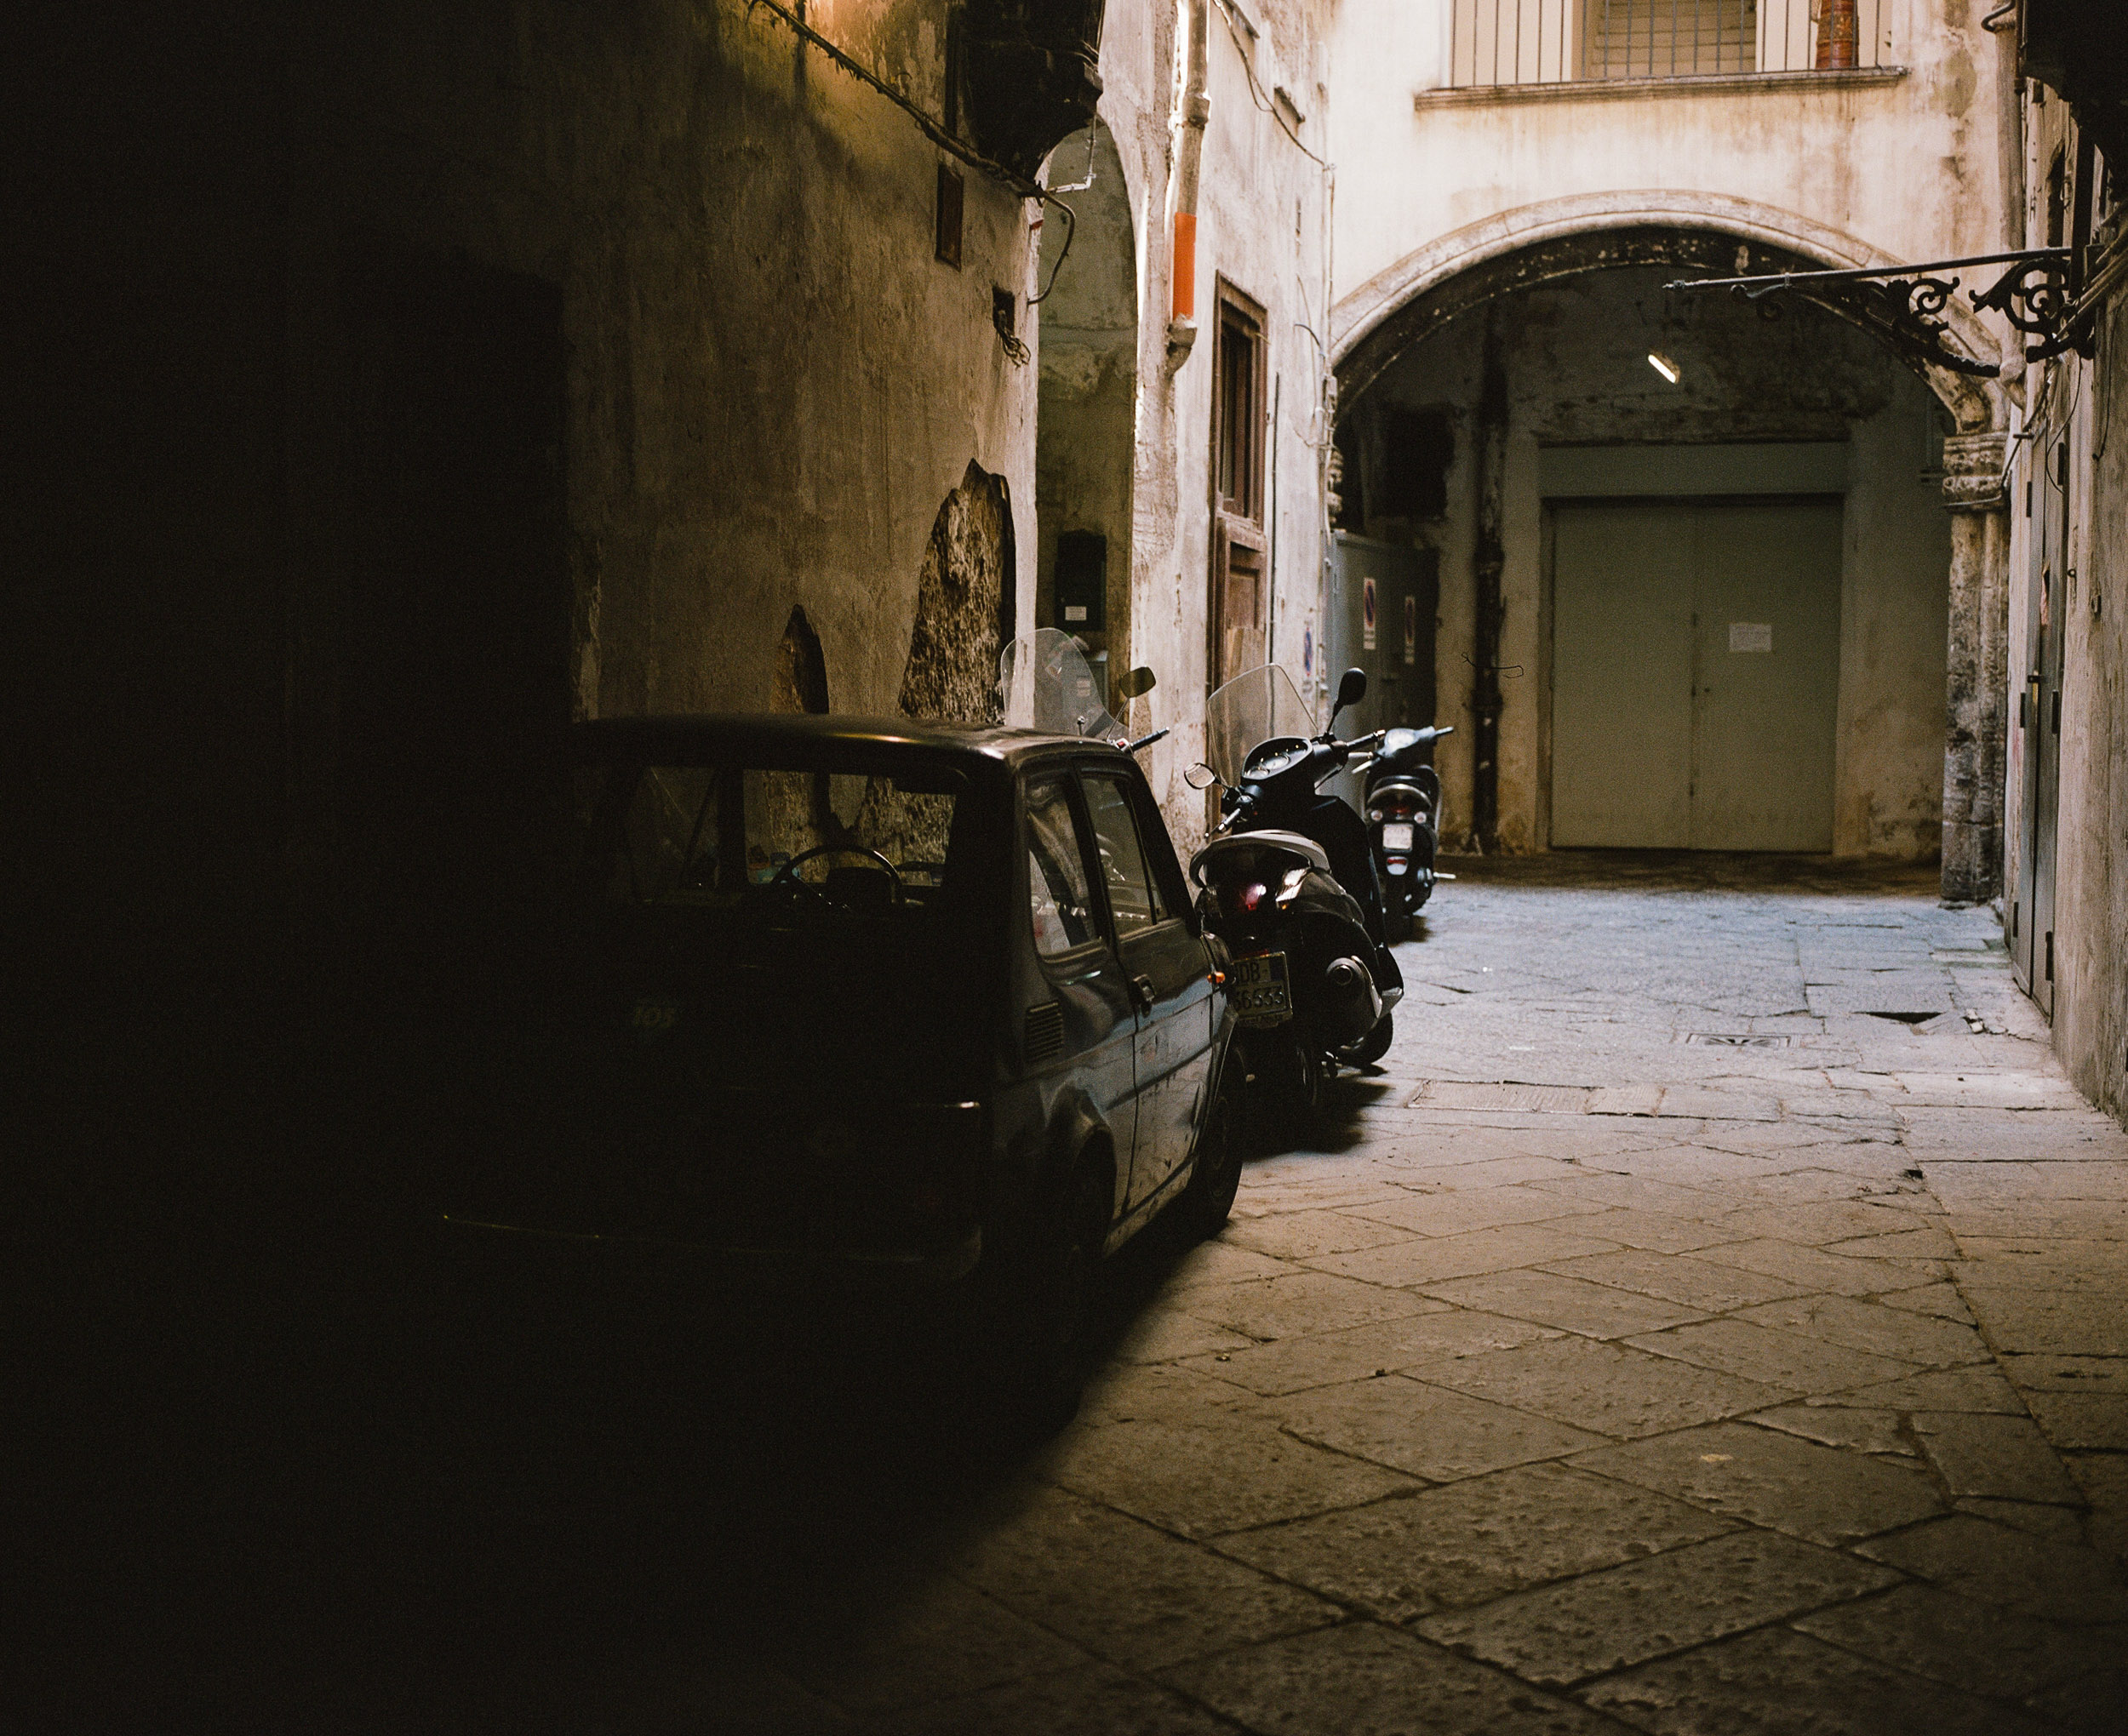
[{"x1": 1227, "y1": 951, "x2": 1293, "y2": 1025}]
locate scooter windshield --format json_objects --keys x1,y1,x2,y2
[
  {"x1": 998, "y1": 628, "x2": 1122, "y2": 742},
  {"x1": 1204, "y1": 664, "x2": 1318, "y2": 786}
]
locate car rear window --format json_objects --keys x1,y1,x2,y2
[{"x1": 578, "y1": 753, "x2": 973, "y2": 921}]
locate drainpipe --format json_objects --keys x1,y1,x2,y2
[
  {"x1": 1166, "y1": 0, "x2": 1209, "y2": 365},
  {"x1": 1471, "y1": 317, "x2": 1507, "y2": 853}
]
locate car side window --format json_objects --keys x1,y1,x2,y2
[
  {"x1": 1027, "y1": 777, "x2": 1101, "y2": 955},
  {"x1": 1082, "y1": 772, "x2": 1165, "y2": 937}
]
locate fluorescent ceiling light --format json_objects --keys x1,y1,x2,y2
[{"x1": 1647, "y1": 351, "x2": 1682, "y2": 384}]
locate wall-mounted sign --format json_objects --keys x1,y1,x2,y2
[
  {"x1": 1362, "y1": 574, "x2": 1378, "y2": 651},
  {"x1": 1403, "y1": 593, "x2": 1418, "y2": 665},
  {"x1": 1729, "y1": 621, "x2": 1773, "y2": 653}
]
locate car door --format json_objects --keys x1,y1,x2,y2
[
  {"x1": 1023, "y1": 772, "x2": 1138, "y2": 1191},
  {"x1": 1078, "y1": 764, "x2": 1219, "y2": 1209}
]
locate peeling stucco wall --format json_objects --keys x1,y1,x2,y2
[{"x1": 897, "y1": 461, "x2": 1015, "y2": 723}]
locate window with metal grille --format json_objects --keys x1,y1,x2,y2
[{"x1": 1446, "y1": 0, "x2": 1882, "y2": 88}]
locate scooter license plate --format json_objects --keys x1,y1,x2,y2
[
  {"x1": 1381, "y1": 822, "x2": 1416, "y2": 851},
  {"x1": 1228, "y1": 951, "x2": 1292, "y2": 1024}
]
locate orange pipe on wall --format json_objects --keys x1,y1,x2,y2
[{"x1": 1173, "y1": 212, "x2": 1198, "y2": 319}]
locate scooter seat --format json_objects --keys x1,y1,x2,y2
[{"x1": 1191, "y1": 829, "x2": 1332, "y2": 884}]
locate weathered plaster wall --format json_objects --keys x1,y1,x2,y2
[
  {"x1": 294, "y1": 0, "x2": 1040, "y2": 726},
  {"x1": 1035, "y1": 124, "x2": 1140, "y2": 666},
  {"x1": 1348, "y1": 266, "x2": 1953, "y2": 858},
  {"x1": 1081, "y1": 0, "x2": 1336, "y2": 854},
  {"x1": 1999, "y1": 84, "x2": 2128, "y2": 1123},
  {"x1": 1327, "y1": 0, "x2": 2010, "y2": 331},
  {"x1": 2034, "y1": 297, "x2": 2127, "y2": 1124}
]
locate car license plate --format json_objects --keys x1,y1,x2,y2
[
  {"x1": 1227, "y1": 951, "x2": 1292, "y2": 1024},
  {"x1": 1381, "y1": 822, "x2": 1416, "y2": 851}
]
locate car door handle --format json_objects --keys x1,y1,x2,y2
[{"x1": 1130, "y1": 974, "x2": 1157, "y2": 1012}]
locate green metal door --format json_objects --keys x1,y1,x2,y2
[
  {"x1": 1551, "y1": 504, "x2": 1696, "y2": 847},
  {"x1": 1553, "y1": 499, "x2": 1843, "y2": 851}
]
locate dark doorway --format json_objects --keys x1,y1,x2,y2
[{"x1": 340, "y1": 248, "x2": 569, "y2": 1006}]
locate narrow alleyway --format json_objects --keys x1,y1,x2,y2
[
  {"x1": 722, "y1": 855, "x2": 2128, "y2": 1733},
  {"x1": 61, "y1": 859, "x2": 2128, "y2": 1732}
]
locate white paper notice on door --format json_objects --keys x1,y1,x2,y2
[{"x1": 1729, "y1": 622, "x2": 1773, "y2": 653}]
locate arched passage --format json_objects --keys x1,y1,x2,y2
[
  {"x1": 1034, "y1": 121, "x2": 1139, "y2": 701},
  {"x1": 1330, "y1": 205, "x2": 2012, "y2": 894},
  {"x1": 1332, "y1": 195, "x2": 2010, "y2": 433}
]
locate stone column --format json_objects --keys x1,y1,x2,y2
[{"x1": 1942, "y1": 431, "x2": 2011, "y2": 905}]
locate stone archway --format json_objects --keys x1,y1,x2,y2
[
  {"x1": 1330, "y1": 195, "x2": 2015, "y2": 899},
  {"x1": 1333, "y1": 192, "x2": 2009, "y2": 432}
]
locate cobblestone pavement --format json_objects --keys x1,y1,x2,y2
[{"x1": 730, "y1": 855, "x2": 2128, "y2": 1735}]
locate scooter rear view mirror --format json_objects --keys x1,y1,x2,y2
[
  {"x1": 1330, "y1": 666, "x2": 1367, "y2": 724},
  {"x1": 1184, "y1": 761, "x2": 1220, "y2": 791},
  {"x1": 1115, "y1": 666, "x2": 1157, "y2": 701}
]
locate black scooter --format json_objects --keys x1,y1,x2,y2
[
  {"x1": 1187, "y1": 666, "x2": 1404, "y2": 1127},
  {"x1": 1364, "y1": 724, "x2": 1454, "y2": 939}
]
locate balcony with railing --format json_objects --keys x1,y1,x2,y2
[{"x1": 1446, "y1": 0, "x2": 1887, "y2": 90}]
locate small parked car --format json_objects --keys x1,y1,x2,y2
[{"x1": 444, "y1": 711, "x2": 1241, "y2": 1417}]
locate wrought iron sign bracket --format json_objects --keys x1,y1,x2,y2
[{"x1": 1664, "y1": 249, "x2": 2085, "y2": 378}]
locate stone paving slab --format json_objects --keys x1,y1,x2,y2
[
  {"x1": 1537, "y1": 1248, "x2": 1809, "y2": 1311},
  {"x1": 1620, "y1": 1317, "x2": 1918, "y2": 1393},
  {"x1": 871, "y1": 1659, "x2": 1241, "y2": 1735},
  {"x1": 1910, "y1": 1412, "x2": 2088, "y2": 1502},
  {"x1": 1730, "y1": 1293, "x2": 1992, "y2": 1364},
  {"x1": 1157, "y1": 1622, "x2": 1632, "y2": 1736},
  {"x1": 1746, "y1": 1402, "x2": 1916, "y2": 1456},
  {"x1": 1413, "y1": 1528, "x2": 1900, "y2": 1686},
  {"x1": 944, "y1": 1485, "x2": 1341, "y2": 1672},
  {"x1": 1305, "y1": 1221, "x2": 1625, "y2": 1286},
  {"x1": 1174, "y1": 1309, "x2": 1558, "y2": 1397},
  {"x1": 1270, "y1": 1375, "x2": 1608, "y2": 1482},
  {"x1": 1212, "y1": 1463, "x2": 1735, "y2": 1624},
  {"x1": 1172, "y1": 1270, "x2": 1437, "y2": 1342},
  {"x1": 1417, "y1": 1269, "x2": 1710, "y2": 1339},
  {"x1": 1579, "y1": 1625, "x2": 2054, "y2": 1736},
  {"x1": 1856, "y1": 1513, "x2": 2128, "y2": 1624},
  {"x1": 1788, "y1": 1581, "x2": 2109, "y2": 1700},
  {"x1": 1222, "y1": 1208, "x2": 1417, "y2": 1261},
  {"x1": 1050, "y1": 1415, "x2": 1417, "y2": 1538},
  {"x1": 1688, "y1": 1237, "x2": 1939, "y2": 1296},
  {"x1": 1566, "y1": 1420, "x2": 1945, "y2": 1545},
  {"x1": 1412, "y1": 1335, "x2": 1793, "y2": 1437}
]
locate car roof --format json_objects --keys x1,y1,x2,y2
[{"x1": 575, "y1": 712, "x2": 1129, "y2": 771}]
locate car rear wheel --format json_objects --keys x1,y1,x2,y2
[
  {"x1": 1182, "y1": 1056, "x2": 1246, "y2": 1237},
  {"x1": 990, "y1": 1162, "x2": 1108, "y2": 1432}
]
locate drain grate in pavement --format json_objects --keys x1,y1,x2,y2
[
  {"x1": 1409, "y1": 1080, "x2": 1592, "y2": 1113},
  {"x1": 1683, "y1": 1033, "x2": 1791, "y2": 1048}
]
